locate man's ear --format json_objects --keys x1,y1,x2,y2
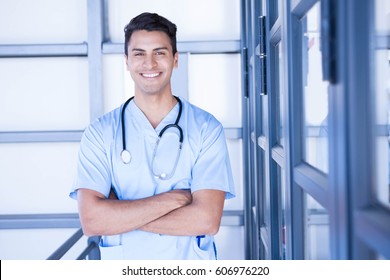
[
  {"x1": 124, "y1": 54, "x2": 130, "y2": 70},
  {"x1": 174, "y1": 52, "x2": 179, "y2": 68}
]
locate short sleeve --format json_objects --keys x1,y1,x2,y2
[
  {"x1": 69, "y1": 120, "x2": 112, "y2": 199},
  {"x1": 190, "y1": 117, "x2": 235, "y2": 199}
]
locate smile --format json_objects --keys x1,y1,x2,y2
[{"x1": 141, "y1": 72, "x2": 161, "y2": 78}]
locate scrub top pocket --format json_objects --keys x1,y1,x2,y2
[
  {"x1": 99, "y1": 235, "x2": 124, "y2": 260},
  {"x1": 190, "y1": 235, "x2": 217, "y2": 260}
]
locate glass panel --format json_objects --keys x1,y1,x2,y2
[
  {"x1": 0, "y1": 229, "x2": 88, "y2": 260},
  {"x1": 188, "y1": 54, "x2": 242, "y2": 128},
  {"x1": 301, "y1": 2, "x2": 329, "y2": 173},
  {"x1": 277, "y1": 166, "x2": 286, "y2": 259},
  {"x1": 107, "y1": 0, "x2": 241, "y2": 42},
  {"x1": 375, "y1": 0, "x2": 390, "y2": 34},
  {"x1": 0, "y1": 0, "x2": 87, "y2": 44},
  {"x1": 0, "y1": 143, "x2": 80, "y2": 214},
  {"x1": 258, "y1": 149, "x2": 266, "y2": 223},
  {"x1": 304, "y1": 193, "x2": 330, "y2": 259},
  {"x1": 276, "y1": 41, "x2": 285, "y2": 147},
  {"x1": 374, "y1": 0, "x2": 390, "y2": 209},
  {"x1": 224, "y1": 139, "x2": 244, "y2": 211},
  {"x1": 262, "y1": 152, "x2": 271, "y2": 230},
  {"x1": 0, "y1": 57, "x2": 89, "y2": 131},
  {"x1": 103, "y1": 54, "x2": 133, "y2": 113},
  {"x1": 255, "y1": 92, "x2": 263, "y2": 137},
  {"x1": 214, "y1": 226, "x2": 245, "y2": 260},
  {"x1": 262, "y1": 96, "x2": 268, "y2": 137}
]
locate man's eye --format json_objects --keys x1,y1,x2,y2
[
  {"x1": 134, "y1": 53, "x2": 144, "y2": 56},
  {"x1": 155, "y1": 51, "x2": 165, "y2": 55}
]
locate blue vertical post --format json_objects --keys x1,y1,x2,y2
[
  {"x1": 87, "y1": 0, "x2": 105, "y2": 121},
  {"x1": 87, "y1": 236, "x2": 101, "y2": 260}
]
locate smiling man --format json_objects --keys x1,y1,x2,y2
[{"x1": 70, "y1": 12, "x2": 235, "y2": 260}]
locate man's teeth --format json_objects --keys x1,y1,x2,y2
[{"x1": 142, "y1": 73, "x2": 159, "y2": 78}]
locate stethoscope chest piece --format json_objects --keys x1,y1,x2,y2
[
  {"x1": 120, "y1": 96, "x2": 183, "y2": 177},
  {"x1": 121, "y1": 149, "x2": 132, "y2": 164}
]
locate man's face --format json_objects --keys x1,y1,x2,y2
[{"x1": 125, "y1": 30, "x2": 178, "y2": 97}]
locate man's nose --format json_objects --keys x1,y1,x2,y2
[{"x1": 143, "y1": 54, "x2": 157, "y2": 68}]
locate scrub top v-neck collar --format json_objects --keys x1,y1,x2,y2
[{"x1": 126, "y1": 97, "x2": 181, "y2": 137}]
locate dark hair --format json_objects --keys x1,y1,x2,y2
[{"x1": 124, "y1": 12, "x2": 177, "y2": 56}]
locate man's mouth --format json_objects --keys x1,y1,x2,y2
[{"x1": 141, "y1": 72, "x2": 161, "y2": 78}]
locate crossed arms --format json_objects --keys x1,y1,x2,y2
[{"x1": 77, "y1": 188, "x2": 225, "y2": 237}]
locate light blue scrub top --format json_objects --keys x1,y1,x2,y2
[{"x1": 70, "y1": 97, "x2": 235, "y2": 260}]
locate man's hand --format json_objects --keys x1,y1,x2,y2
[
  {"x1": 140, "y1": 189, "x2": 226, "y2": 236},
  {"x1": 168, "y1": 189, "x2": 192, "y2": 207},
  {"x1": 107, "y1": 188, "x2": 192, "y2": 206}
]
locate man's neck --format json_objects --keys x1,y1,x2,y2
[{"x1": 133, "y1": 93, "x2": 178, "y2": 129}]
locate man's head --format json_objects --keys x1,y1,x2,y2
[{"x1": 124, "y1": 12, "x2": 177, "y2": 56}]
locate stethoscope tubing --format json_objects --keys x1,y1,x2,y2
[
  {"x1": 120, "y1": 96, "x2": 183, "y2": 170},
  {"x1": 121, "y1": 97, "x2": 134, "y2": 152}
]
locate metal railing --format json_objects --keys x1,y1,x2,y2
[
  {"x1": 47, "y1": 228, "x2": 101, "y2": 260},
  {"x1": 0, "y1": 211, "x2": 244, "y2": 260},
  {"x1": 0, "y1": 214, "x2": 101, "y2": 260}
]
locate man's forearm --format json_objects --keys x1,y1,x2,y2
[
  {"x1": 140, "y1": 189, "x2": 226, "y2": 236},
  {"x1": 78, "y1": 188, "x2": 192, "y2": 236}
]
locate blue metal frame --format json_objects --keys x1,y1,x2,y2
[
  {"x1": 241, "y1": 0, "x2": 253, "y2": 260},
  {"x1": 102, "y1": 41, "x2": 241, "y2": 54},
  {"x1": 0, "y1": 131, "x2": 83, "y2": 143},
  {"x1": 0, "y1": 214, "x2": 80, "y2": 229},
  {"x1": 287, "y1": 0, "x2": 333, "y2": 260},
  {"x1": 343, "y1": 0, "x2": 390, "y2": 259},
  {"x1": 87, "y1": 0, "x2": 104, "y2": 121},
  {"x1": 283, "y1": 0, "x2": 304, "y2": 260},
  {"x1": 265, "y1": 0, "x2": 285, "y2": 260},
  {"x1": 0, "y1": 44, "x2": 88, "y2": 57},
  {"x1": 0, "y1": 211, "x2": 244, "y2": 230}
]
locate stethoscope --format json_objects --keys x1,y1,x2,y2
[{"x1": 120, "y1": 96, "x2": 183, "y2": 180}]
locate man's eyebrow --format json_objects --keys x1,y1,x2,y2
[
  {"x1": 131, "y1": 48, "x2": 145, "y2": 52},
  {"x1": 131, "y1": 47, "x2": 169, "y2": 52},
  {"x1": 153, "y1": 47, "x2": 169, "y2": 51}
]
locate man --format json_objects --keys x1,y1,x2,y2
[{"x1": 70, "y1": 12, "x2": 235, "y2": 260}]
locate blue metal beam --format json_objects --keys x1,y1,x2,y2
[
  {"x1": 0, "y1": 43, "x2": 88, "y2": 57},
  {"x1": 294, "y1": 163, "x2": 329, "y2": 208},
  {"x1": 102, "y1": 40, "x2": 241, "y2": 54},
  {"x1": 0, "y1": 131, "x2": 83, "y2": 143},
  {"x1": 0, "y1": 214, "x2": 81, "y2": 229},
  {"x1": 0, "y1": 211, "x2": 244, "y2": 229},
  {"x1": 0, "y1": 128, "x2": 243, "y2": 143},
  {"x1": 87, "y1": 0, "x2": 104, "y2": 121}
]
